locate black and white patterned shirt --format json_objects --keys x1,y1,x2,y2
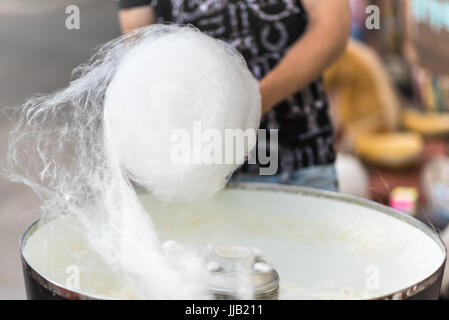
[{"x1": 117, "y1": 0, "x2": 336, "y2": 173}]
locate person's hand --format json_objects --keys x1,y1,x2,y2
[
  {"x1": 259, "y1": 78, "x2": 278, "y2": 115},
  {"x1": 118, "y1": 5, "x2": 155, "y2": 34}
]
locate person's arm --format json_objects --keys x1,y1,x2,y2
[
  {"x1": 400, "y1": 0, "x2": 418, "y2": 64},
  {"x1": 118, "y1": 2, "x2": 155, "y2": 34},
  {"x1": 259, "y1": 0, "x2": 351, "y2": 114}
]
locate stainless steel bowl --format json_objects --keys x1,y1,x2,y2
[{"x1": 21, "y1": 183, "x2": 447, "y2": 300}]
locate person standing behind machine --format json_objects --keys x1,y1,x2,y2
[{"x1": 116, "y1": 0, "x2": 350, "y2": 192}]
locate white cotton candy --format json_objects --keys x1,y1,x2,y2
[
  {"x1": 6, "y1": 24, "x2": 260, "y2": 299},
  {"x1": 104, "y1": 27, "x2": 261, "y2": 202}
]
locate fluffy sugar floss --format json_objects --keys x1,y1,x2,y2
[
  {"x1": 5, "y1": 25, "x2": 261, "y2": 299},
  {"x1": 104, "y1": 26, "x2": 260, "y2": 202}
]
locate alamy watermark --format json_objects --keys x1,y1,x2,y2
[
  {"x1": 366, "y1": 5, "x2": 380, "y2": 30},
  {"x1": 65, "y1": 5, "x2": 80, "y2": 30},
  {"x1": 365, "y1": 265, "x2": 381, "y2": 290},
  {"x1": 170, "y1": 121, "x2": 279, "y2": 176},
  {"x1": 65, "y1": 264, "x2": 80, "y2": 290}
]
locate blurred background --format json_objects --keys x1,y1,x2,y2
[
  {"x1": 0, "y1": 0, "x2": 448, "y2": 299},
  {"x1": 330, "y1": 0, "x2": 449, "y2": 229}
]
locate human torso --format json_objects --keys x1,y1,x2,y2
[{"x1": 152, "y1": 0, "x2": 336, "y2": 173}]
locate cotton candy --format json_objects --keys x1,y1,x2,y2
[
  {"x1": 104, "y1": 26, "x2": 261, "y2": 202},
  {"x1": 6, "y1": 25, "x2": 260, "y2": 299}
]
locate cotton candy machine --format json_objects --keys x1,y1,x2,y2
[{"x1": 21, "y1": 183, "x2": 446, "y2": 300}]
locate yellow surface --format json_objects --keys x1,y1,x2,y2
[
  {"x1": 324, "y1": 40, "x2": 401, "y2": 137},
  {"x1": 403, "y1": 109, "x2": 449, "y2": 136},
  {"x1": 355, "y1": 132, "x2": 423, "y2": 168}
]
